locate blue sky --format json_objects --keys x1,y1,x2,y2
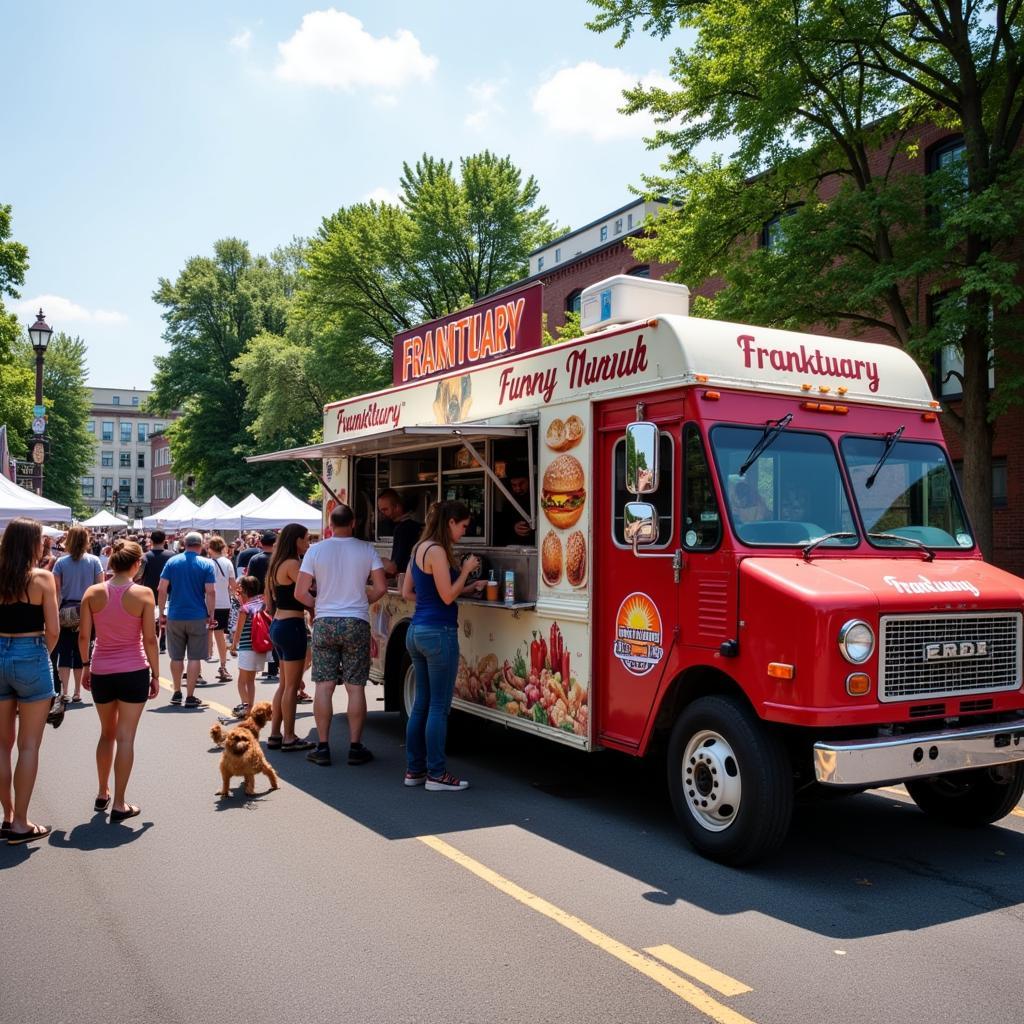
[{"x1": 3, "y1": 2, "x2": 681, "y2": 389}]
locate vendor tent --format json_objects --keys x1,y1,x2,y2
[
  {"x1": 0, "y1": 473, "x2": 73, "y2": 528},
  {"x1": 191, "y1": 495, "x2": 233, "y2": 530},
  {"x1": 142, "y1": 494, "x2": 199, "y2": 530},
  {"x1": 240, "y1": 487, "x2": 321, "y2": 533},
  {"x1": 81, "y1": 510, "x2": 130, "y2": 530},
  {"x1": 203, "y1": 493, "x2": 262, "y2": 532}
]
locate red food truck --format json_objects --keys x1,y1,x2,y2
[{"x1": 251, "y1": 275, "x2": 1024, "y2": 864}]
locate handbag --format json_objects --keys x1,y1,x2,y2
[{"x1": 59, "y1": 600, "x2": 81, "y2": 631}]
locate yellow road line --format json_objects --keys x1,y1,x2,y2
[
  {"x1": 418, "y1": 835, "x2": 757, "y2": 1024},
  {"x1": 645, "y1": 944, "x2": 752, "y2": 997},
  {"x1": 158, "y1": 677, "x2": 234, "y2": 718}
]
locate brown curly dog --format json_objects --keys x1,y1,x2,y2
[{"x1": 209, "y1": 701, "x2": 279, "y2": 798}]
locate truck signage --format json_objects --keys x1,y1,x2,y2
[{"x1": 613, "y1": 592, "x2": 665, "y2": 676}]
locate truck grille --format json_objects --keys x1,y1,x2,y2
[{"x1": 878, "y1": 612, "x2": 1022, "y2": 703}]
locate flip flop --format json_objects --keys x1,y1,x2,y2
[
  {"x1": 94, "y1": 796, "x2": 111, "y2": 812},
  {"x1": 110, "y1": 805, "x2": 140, "y2": 822},
  {"x1": 7, "y1": 823, "x2": 52, "y2": 845},
  {"x1": 266, "y1": 735, "x2": 283, "y2": 750},
  {"x1": 279, "y1": 737, "x2": 315, "y2": 752}
]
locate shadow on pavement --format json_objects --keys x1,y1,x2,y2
[
  {"x1": 48, "y1": 819, "x2": 154, "y2": 851},
  {"x1": 265, "y1": 707, "x2": 1024, "y2": 941}
]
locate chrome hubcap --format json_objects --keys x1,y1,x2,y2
[{"x1": 681, "y1": 728, "x2": 742, "y2": 832}]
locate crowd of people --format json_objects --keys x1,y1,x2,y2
[{"x1": 0, "y1": 496, "x2": 482, "y2": 843}]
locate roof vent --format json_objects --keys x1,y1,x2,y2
[{"x1": 580, "y1": 275, "x2": 689, "y2": 334}]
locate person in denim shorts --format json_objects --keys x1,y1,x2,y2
[
  {"x1": 295, "y1": 505, "x2": 386, "y2": 766},
  {"x1": 0, "y1": 518, "x2": 60, "y2": 844}
]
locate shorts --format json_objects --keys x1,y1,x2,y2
[
  {"x1": 166, "y1": 618, "x2": 208, "y2": 661},
  {"x1": 0, "y1": 636, "x2": 56, "y2": 703},
  {"x1": 91, "y1": 668, "x2": 150, "y2": 704},
  {"x1": 270, "y1": 617, "x2": 307, "y2": 663},
  {"x1": 213, "y1": 608, "x2": 230, "y2": 632},
  {"x1": 236, "y1": 649, "x2": 266, "y2": 672},
  {"x1": 311, "y1": 617, "x2": 370, "y2": 686},
  {"x1": 56, "y1": 627, "x2": 87, "y2": 669}
]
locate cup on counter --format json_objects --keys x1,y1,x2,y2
[{"x1": 486, "y1": 579, "x2": 499, "y2": 601}]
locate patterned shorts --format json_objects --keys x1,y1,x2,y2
[{"x1": 311, "y1": 617, "x2": 371, "y2": 686}]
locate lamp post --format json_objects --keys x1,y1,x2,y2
[{"x1": 27, "y1": 309, "x2": 52, "y2": 496}]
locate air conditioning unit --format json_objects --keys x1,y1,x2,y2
[{"x1": 580, "y1": 275, "x2": 690, "y2": 334}]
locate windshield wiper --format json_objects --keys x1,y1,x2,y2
[
  {"x1": 865, "y1": 425, "x2": 905, "y2": 488},
  {"x1": 802, "y1": 532, "x2": 857, "y2": 560},
  {"x1": 867, "y1": 532, "x2": 935, "y2": 562},
  {"x1": 738, "y1": 413, "x2": 793, "y2": 477}
]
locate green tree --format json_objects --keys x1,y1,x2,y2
[
  {"x1": 588, "y1": 0, "x2": 1024, "y2": 559},
  {"x1": 15, "y1": 333, "x2": 93, "y2": 514},
  {"x1": 0, "y1": 203, "x2": 29, "y2": 362},
  {"x1": 148, "y1": 238, "x2": 307, "y2": 501}
]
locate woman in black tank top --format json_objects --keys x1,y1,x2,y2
[{"x1": 0, "y1": 518, "x2": 60, "y2": 844}]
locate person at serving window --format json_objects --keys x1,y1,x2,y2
[
  {"x1": 493, "y1": 468, "x2": 534, "y2": 545},
  {"x1": 377, "y1": 489, "x2": 422, "y2": 577}
]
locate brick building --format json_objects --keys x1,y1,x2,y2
[
  {"x1": 509, "y1": 136, "x2": 1022, "y2": 574},
  {"x1": 149, "y1": 429, "x2": 186, "y2": 514}
]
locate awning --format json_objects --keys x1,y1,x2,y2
[{"x1": 246, "y1": 424, "x2": 531, "y2": 463}]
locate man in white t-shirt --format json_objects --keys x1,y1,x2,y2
[{"x1": 295, "y1": 503, "x2": 387, "y2": 767}]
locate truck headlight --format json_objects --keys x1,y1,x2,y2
[{"x1": 838, "y1": 620, "x2": 875, "y2": 664}]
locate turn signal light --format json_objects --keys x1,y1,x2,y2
[
  {"x1": 800, "y1": 402, "x2": 849, "y2": 415},
  {"x1": 846, "y1": 672, "x2": 871, "y2": 696},
  {"x1": 695, "y1": 373, "x2": 709, "y2": 383},
  {"x1": 801, "y1": 383, "x2": 813, "y2": 391},
  {"x1": 702, "y1": 390, "x2": 721, "y2": 401},
  {"x1": 922, "y1": 412, "x2": 937, "y2": 422},
  {"x1": 768, "y1": 662, "x2": 795, "y2": 680}
]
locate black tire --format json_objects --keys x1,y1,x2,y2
[
  {"x1": 667, "y1": 694, "x2": 793, "y2": 866},
  {"x1": 399, "y1": 652, "x2": 415, "y2": 725},
  {"x1": 905, "y1": 764, "x2": 1024, "y2": 826}
]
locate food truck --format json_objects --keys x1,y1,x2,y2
[{"x1": 250, "y1": 275, "x2": 1024, "y2": 864}]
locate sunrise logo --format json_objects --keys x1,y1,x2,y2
[{"x1": 613, "y1": 593, "x2": 665, "y2": 677}]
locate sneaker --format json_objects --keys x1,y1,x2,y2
[
  {"x1": 170, "y1": 690, "x2": 183, "y2": 705},
  {"x1": 306, "y1": 746, "x2": 331, "y2": 766},
  {"x1": 404, "y1": 771, "x2": 427, "y2": 787},
  {"x1": 184, "y1": 695, "x2": 207, "y2": 709},
  {"x1": 425, "y1": 772, "x2": 469, "y2": 792},
  {"x1": 347, "y1": 744, "x2": 374, "y2": 766}
]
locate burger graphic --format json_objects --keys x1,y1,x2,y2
[{"x1": 541, "y1": 454, "x2": 586, "y2": 529}]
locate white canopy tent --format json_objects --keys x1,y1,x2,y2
[
  {"x1": 0, "y1": 473, "x2": 73, "y2": 528},
  {"x1": 81, "y1": 510, "x2": 130, "y2": 530},
  {"x1": 142, "y1": 494, "x2": 199, "y2": 530},
  {"x1": 240, "y1": 486, "x2": 321, "y2": 533},
  {"x1": 190, "y1": 495, "x2": 233, "y2": 530},
  {"x1": 201, "y1": 493, "x2": 263, "y2": 533}
]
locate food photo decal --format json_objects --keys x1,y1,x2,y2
[
  {"x1": 545, "y1": 414, "x2": 584, "y2": 452},
  {"x1": 541, "y1": 454, "x2": 586, "y2": 529}
]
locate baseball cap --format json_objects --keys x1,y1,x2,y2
[{"x1": 260, "y1": 530, "x2": 278, "y2": 546}]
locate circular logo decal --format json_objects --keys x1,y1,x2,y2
[{"x1": 613, "y1": 592, "x2": 665, "y2": 676}]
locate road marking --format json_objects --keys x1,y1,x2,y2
[
  {"x1": 645, "y1": 944, "x2": 752, "y2": 996},
  {"x1": 157, "y1": 677, "x2": 235, "y2": 718},
  {"x1": 418, "y1": 835, "x2": 758, "y2": 1024}
]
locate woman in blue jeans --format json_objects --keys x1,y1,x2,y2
[
  {"x1": 401, "y1": 500, "x2": 486, "y2": 792},
  {"x1": 0, "y1": 518, "x2": 60, "y2": 844}
]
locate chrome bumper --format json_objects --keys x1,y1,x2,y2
[{"x1": 814, "y1": 720, "x2": 1024, "y2": 786}]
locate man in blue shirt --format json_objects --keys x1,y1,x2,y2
[{"x1": 157, "y1": 531, "x2": 216, "y2": 708}]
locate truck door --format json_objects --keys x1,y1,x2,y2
[{"x1": 594, "y1": 393, "x2": 683, "y2": 751}]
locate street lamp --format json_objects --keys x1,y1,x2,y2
[{"x1": 27, "y1": 309, "x2": 52, "y2": 496}]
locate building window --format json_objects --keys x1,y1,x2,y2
[
  {"x1": 101, "y1": 451, "x2": 113, "y2": 468},
  {"x1": 627, "y1": 213, "x2": 634, "y2": 230},
  {"x1": 131, "y1": 395, "x2": 140, "y2": 407},
  {"x1": 627, "y1": 265, "x2": 651, "y2": 278},
  {"x1": 112, "y1": 395, "x2": 120, "y2": 406},
  {"x1": 538, "y1": 256, "x2": 545, "y2": 271},
  {"x1": 927, "y1": 291, "x2": 995, "y2": 399},
  {"x1": 566, "y1": 289, "x2": 583, "y2": 315},
  {"x1": 137, "y1": 452, "x2": 145, "y2": 468},
  {"x1": 953, "y1": 457, "x2": 1007, "y2": 509},
  {"x1": 614, "y1": 218, "x2": 623, "y2": 234},
  {"x1": 555, "y1": 248, "x2": 561, "y2": 263},
  {"x1": 600, "y1": 225, "x2": 608, "y2": 242},
  {"x1": 136, "y1": 478, "x2": 145, "y2": 500},
  {"x1": 101, "y1": 476, "x2": 113, "y2": 497},
  {"x1": 762, "y1": 207, "x2": 798, "y2": 250},
  {"x1": 80, "y1": 476, "x2": 95, "y2": 498},
  {"x1": 137, "y1": 423, "x2": 147, "y2": 443},
  {"x1": 119, "y1": 452, "x2": 131, "y2": 468},
  {"x1": 119, "y1": 478, "x2": 130, "y2": 500},
  {"x1": 927, "y1": 136, "x2": 967, "y2": 226},
  {"x1": 120, "y1": 422, "x2": 131, "y2": 444},
  {"x1": 154, "y1": 422, "x2": 164, "y2": 433},
  {"x1": 102, "y1": 421, "x2": 114, "y2": 442},
  {"x1": 87, "y1": 420, "x2": 95, "y2": 433}
]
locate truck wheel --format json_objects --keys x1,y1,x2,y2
[
  {"x1": 400, "y1": 653, "x2": 416, "y2": 724},
  {"x1": 905, "y1": 764, "x2": 1024, "y2": 826},
  {"x1": 667, "y1": 695, "x2": 793, "y2": 866}
]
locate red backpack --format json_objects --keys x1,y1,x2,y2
[{"x1": 249, "y1": 608, "x2": 273, "y2": 653}]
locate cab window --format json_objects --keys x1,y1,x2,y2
[
  {"x1": 682, "y1": 425, "x2": 721, "y2": 550},
  {"x1": 613, "y1": 432, "x2": 673, "y2": 547}
]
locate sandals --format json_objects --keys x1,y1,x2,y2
[
  {"x1": 216, "y1": 668, "x2": 232, "y2": 682},
  {"x1": 279, "y1": 737, "x2": 315, "y2": 752},
  {"x1": 94, "y1": 796, "x2": 111, "y2": 812},
  {"x1": 266, "y1": 735, "x2": 283, "y2": 750},
  {"x1": 110, "y1": 805, "x2": 140, "y2": 822},
  {"x1": 7, "y1": 823, "x2": 52, "y2": 845}
]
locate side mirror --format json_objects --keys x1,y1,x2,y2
[
  {"x1": 624, "y1": 502, "x2": 659, "y2": 547},
  {"x1": 625, "y1": 422, "x2": 659, "y2": 495}
]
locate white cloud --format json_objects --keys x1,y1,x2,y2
[
  {"x1": 532, "y1": 61, "x2": 674, "y2": 142},
  {"x1": 465, "y1": 79, "x2": 505, "y2": 131},
  {"x1": 363, "y1": 186, "x2": 401, "y2": 206},
  {"x1": 274, "y1": 9, "x2": 437, "y2": 92},
  {"x1": 229, "y1": 28, "x2": 253, "y2": 51},
  {"x1": 13, "y1": 295, "x2": 128, "y2": 326}
]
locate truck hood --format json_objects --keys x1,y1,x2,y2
[{"x1": 740, "y1": 556, "x2": 1024, "y2": 612}]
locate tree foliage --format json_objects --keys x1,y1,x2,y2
[
  {"x1": 588, "y1": 0, "x2": 1024, "y2": 558},
  {"x1": 0, "y1": 203, "x2": 29, "y2": 363}
]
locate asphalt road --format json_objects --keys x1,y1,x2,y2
[{"x1": 3, "y1": 659, "x2": 1023, "y2": 1024}]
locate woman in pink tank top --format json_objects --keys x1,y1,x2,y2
[{"x1": 78, "y1": 540, "x2": 159, "y2": 822}]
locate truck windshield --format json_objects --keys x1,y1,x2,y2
[
  {"x1": 710, "y1": 426, "x2": 858, "y2": 547},
  {"x1": 840, "y1": 436, "x2": 973, "y2": 549}
]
